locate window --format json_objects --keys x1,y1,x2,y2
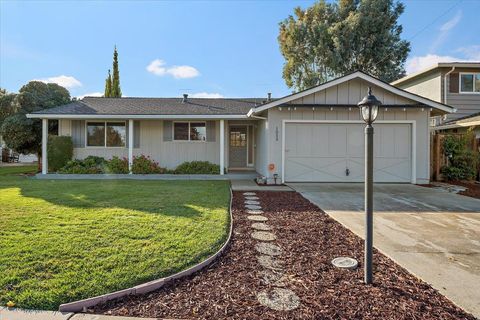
[
  {"x1": 86, "y1": 121, "x2": 126, "y2": 147},
  {"x1": 230, "y1": 131, "x2": 246, "y2": 147},
  {"x1": 173, "y1": 122, "x2": 206, "y2": 141},
  {"x1": 460, "y1": 73, "x2": 480, "y2": 93}
]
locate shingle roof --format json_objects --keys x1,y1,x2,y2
[{"x1": 32, "y1": 97, "x2": 268, "y2": 116}]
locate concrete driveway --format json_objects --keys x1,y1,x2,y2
[{"x1": 289, "y1": 183, "x2": 480, "y2": 318}]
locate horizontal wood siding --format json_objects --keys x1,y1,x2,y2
[{"x1": 446, "y1": 73, "x2": 480, "y2": 120}]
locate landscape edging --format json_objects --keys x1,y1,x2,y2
[{"x1": 59, "y1": 186, "x2": 235, "y2": 313}]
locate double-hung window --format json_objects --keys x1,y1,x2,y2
[
  {"x1": 173, "y1": 122, "x2": 206, "y2": 141},
  {"x1": 86, "y1": 121, "x2": 126, "y2": 147},
  {"x1": 459, "y1": 73, "x2": 480, "y2": 93}
]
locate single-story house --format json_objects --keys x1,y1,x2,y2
[{"x1": 27, "y1": 71, "x2": 454, "y2": 184}]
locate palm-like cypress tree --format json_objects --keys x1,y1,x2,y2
[
  {"x1": 104, "y1": 69, "x2": 112, "y2": 97},
  {"x1": 111, "y1": 46, "x2": 122, "y2": 97}
]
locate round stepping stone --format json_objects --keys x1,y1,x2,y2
[
  {"x1": 247, "y1": 209, "x2": 264, "y2": 215},
  {"x1": 245, "y1": 205, "x2": 262, "y2": 210},
  {"x1": 245, "y1": 196, "x2": 259, "y2": 200},
  {"x1": 331, "y1": 257, "x2": 358, "y2": 270},
  {"x1": 243, "y1": 192, "x2": 256, "y2": 196},
  {"x1": 255, "y1": 242, "x2": 282, "y2": 256},
  {"x1": 247, "y1": 215, "x2": 268, "y2": 222},
  {"x1": 245, "y1": 200, "x2": 260, "y2": 205},
  {"x1": 251, "y1": 222, "x2": 272, "y2": 231},
  {"x1": 257, "y1": 255, "x2": 284, "y2": 270},
  {"x1": 251, "y1": 231, "x2": 276, "y2": 241},
  {"x1": 259, "y1": 269, "x2": 286, "y2": 286},
  {"x1": 257, "y1": 288, "x2": 300, "y2": 311}
]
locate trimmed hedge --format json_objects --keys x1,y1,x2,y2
[
  {"x1": 59, "y1": 156, "x2": 106, "y2": 174},
  {"x1": 106, "y1": 156, "x2": 129, "y2": 174},
  {"x1": 132, "y1": 155, "x2": 166, "y2": 174},
  {"x1": 174, "y1": 161, "x2": 220, "y2": 174},
  {"x1": 48, "y1": 136, "x2": 73, "y2": 172}
]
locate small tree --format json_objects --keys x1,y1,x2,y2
[
  {"x1": 103, "y1": 46, "x2": 122, "y2": 98},
  {"x1": 104, "y1": 69, "x2": 112, "y2": 97},
  {"x1": 0, "y1": 81, "x2": 71, "y2": 168},
  {"x1": 441, "y1": 132, "x2": 479, "y2": 181}
]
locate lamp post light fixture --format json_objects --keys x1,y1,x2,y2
[{"x1": 357, "y1": 87, "x2": 382, "y2": 285}]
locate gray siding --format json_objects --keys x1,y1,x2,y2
[{"x1": 446, "y1": 73, "x2": 480, "y2": 120}]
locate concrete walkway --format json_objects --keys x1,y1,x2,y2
[
  {"x1": 0, "y1": 307, "x2": 158, "y2": 319},
  {"x1": 289, "y1": 183, "x2": 480, "y2": 318}
]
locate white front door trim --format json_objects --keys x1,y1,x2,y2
[{"x1": 281, "y1": 120, "x2": 417, "y2": 184}]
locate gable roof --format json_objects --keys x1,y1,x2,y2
[
  {"x1": 391, "y1": 62, "x2": 480, "y2": 86},
  {"x1": 248, "y1": 71, "x2": 456, "y2": 116},
  {"x1": 28, "y1": 97, "x2": 267, "y2": 119}
]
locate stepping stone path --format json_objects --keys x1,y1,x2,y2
[
  {"x1": 247, "y1": 209, "x2": 264, "y2": 215},
  {"x1": 241, "y1": 191, "x2": 300, "y2": 311},
  {"x1": 251, "y1": 222, "x2": 272, "y2": 231}
]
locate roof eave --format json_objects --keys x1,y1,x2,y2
[{"x1": 26, "y1": 114, "x2": 250, "y2": 120}]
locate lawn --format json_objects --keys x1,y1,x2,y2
[{"x1": 0, "y1": 166, "x2": 230, "y2": 310}]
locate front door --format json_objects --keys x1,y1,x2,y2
[{"x1": 229, "y1": 127, "x2": 247, "y2": 168}]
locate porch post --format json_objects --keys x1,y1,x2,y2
[
  {"x1": 220, "y1": 119, "x2": 225, "y2": 175},
  {"x1": 42, "y1": 118, "x2": 48, "y2": 174},
  {"x1": 128, "y1": 119, "x2": 133, "y2": 174}
]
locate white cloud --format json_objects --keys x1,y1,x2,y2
[
  {"x1": 75, "y1": 92, "x2": 103, "y2": 99},
  {"x1": 456, "y1": 45, "x2": 480, "y2": 60},
  {"x1": 33, "y1": 75, "x2": 82, "y2": 88},
  {"x1": 146, "y1": 59, "x2": 200, "y2": 79},
  {"x1": 190, "y1": 92, "x2": 224, "y2": 98},
  {"x1": 406, "y1": 54, "x2": 459, "y2": 74},
  {"x1": 430, "y1": 10, "x2": 462, "y2": 52}
]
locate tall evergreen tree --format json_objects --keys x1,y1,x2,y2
[
  {"x1": 278, "y1": 0, "x2": 410, "y2": 91},
  {"x1": 111, "y1": 46, "x2": 122, "y2": 97},
  {"x1": 104, "y1": 69, "x2": 112, "y2": 97}
]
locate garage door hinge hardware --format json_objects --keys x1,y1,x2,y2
[{"x1": 345, "y1": 168, "x2": 350, "y2": 176}]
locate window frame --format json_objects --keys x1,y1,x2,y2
[
  {"x1": 172, "y1": 121, "x2": 207, "y2": 142},
  {"x1": 459, "y1": 72, "x2": 480, "y2": 94},
  {"x1": 85, "y1": 120, "x2": 127, "y2": 148}
]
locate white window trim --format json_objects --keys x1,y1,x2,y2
[
  {"x1": 459, "y1": 72, "x2": 480, "y2": 94},
  {"x1": 172, "y1": 121, "x2": 207, "y2": 142},
  {"x1": 85, "y1": 120, "x2": 127, "y2": 148}
]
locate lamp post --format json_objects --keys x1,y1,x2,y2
[{"x1": 358, "y1": 87, "x2": 381, "y2": 285}]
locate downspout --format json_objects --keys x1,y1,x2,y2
[
  {"x1": 444, "y1": 66, "x2": 455, "y2": 105},
  {"x1": 441, "y1": 66, "x2": 456, "y2": 125}
]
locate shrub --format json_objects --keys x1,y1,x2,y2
[
  {"x1": 48, "y1": 135, "x2": 73, "y2": 172},
  {"x1": 174, "y1": 161, "x2": 220, "y2": 174},
  {"x1": 441, "y1": 133, "x2": 479, "y2": 181},
  {"x1": 131, "y1": 155, "x2": 166, "y2": 174},
  {"x1": 106, "y1": 156, "x2": 129, "y2": 174},
  {"x1": 59, "y1": 156, "x2": 106, "y2": 174}
]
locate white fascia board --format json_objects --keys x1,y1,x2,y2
[
  {"x1": 26, "y1": 114, "x2": 249, "y2": 120},
  {"x1": 251, "y1": 71, "x2": 455, "y2": 114}
]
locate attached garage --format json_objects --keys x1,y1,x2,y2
[
  {"x1": 248, "y1": 72, "x2": 455, "y2": 184},
  {"x1": 283, "y1": 121, "x2": 414, "y2": 183}
]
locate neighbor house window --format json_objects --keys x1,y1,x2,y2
[
  {"x1": 460, "y1": 73, "x2": 480, "y2": 93},
  {"x1": 173, "y1": 122, "x2": 206, "y2": 141},
  {"x1": 86, "y1": 121, "x2": 126, "y2": 147}
]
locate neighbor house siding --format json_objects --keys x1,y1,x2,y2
[
  {"x1": 395, "y1": 70, "x2": 443, "y2": 103},
  {"x1": 446, "y1": 71, "x2": 480, "y2": 121},
  {"x1": 266, "y1": 93, "x2": 430, "y2": 184}
]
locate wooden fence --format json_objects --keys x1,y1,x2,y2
[{"x1": 431, "y1": 133, "x2": 480, "y2": 181}]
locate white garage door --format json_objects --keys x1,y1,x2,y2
[{"x1": 284, "y1": 122, "x2": 412, "y2": 183}]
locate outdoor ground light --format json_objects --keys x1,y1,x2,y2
[{"x1": 358, "y1": 87, "x2": 382, "y2": 285}]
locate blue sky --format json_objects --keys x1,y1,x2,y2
[{"x1": 1, "y1": 0, "x2": 479, "y2": 99}]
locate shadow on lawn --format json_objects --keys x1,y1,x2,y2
[{"x1": 0, "y1": 177, "x2": 230, "y2": 216}]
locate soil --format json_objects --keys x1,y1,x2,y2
[
  {"x1": 451, "y1": 180, "x2": 480, "y2": 199},
  {"x1": 92, "y1": 191, "x2": 475, "y2": 319}
]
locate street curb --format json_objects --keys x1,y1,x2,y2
[{"x1": 59, "y1": 186, "x2": 234, "y2": 313}]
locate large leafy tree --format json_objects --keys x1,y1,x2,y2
[
  {"x1": 0, "y1": 89, "x2": 18, "y2": 127},
  {"x1": 279, "y1": 0, "x2": 410, "y2": 91},
  {"x1": 0, "y1": 81, "x2": 70, "y2": 158}
]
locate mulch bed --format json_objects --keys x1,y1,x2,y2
[
  {"x1": 451, "y1": 181, "x2": 480, "y2": 199},
  {"x1": 92, "y1": 191, "x2": 474, "y2": 319}
]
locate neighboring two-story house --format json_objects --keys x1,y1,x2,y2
[{"x1": 391, "y1": 62, "x2": 480, "y2": 133}]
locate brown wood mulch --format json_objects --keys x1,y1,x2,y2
[
  {"x1": 451, "y1": 181, "x2": 480, "y2": 199},
  {"x1": 92, "y1": 191, "x2": 475, "y2": 319}
]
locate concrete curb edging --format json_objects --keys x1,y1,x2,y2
[{"x1": 59, "y1": 186, "x2": 235, "y2": 313}]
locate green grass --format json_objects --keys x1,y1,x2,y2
[
  {"x1": 0, "y1": 166, "x2": 230, "y2": 310},
  {"x1": 0, "y1": 165, "x2": 37, "y2": 175}
]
